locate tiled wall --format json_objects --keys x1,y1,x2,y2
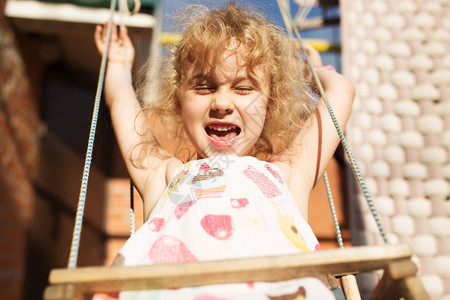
[{"x1": 341, "y1": 0, "x2": 450, "y2": 299}]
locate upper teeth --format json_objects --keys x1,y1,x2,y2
[{"x1": 208, "y1": 126, "x2": 236, "y2": 131}]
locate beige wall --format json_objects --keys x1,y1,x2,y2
[{"x1": 341, "y1": 0, "x2": 450, "y2": 299}]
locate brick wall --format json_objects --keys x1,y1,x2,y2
[
  {"x1": 0, "y1": 8, "x2": 40, "y2": 300},
  {"x1": 1, "y1": 6, "x2": 109, "y2": 298},
  {"x1": 309, "y1": 156, "x2": 352, "y2": 249},
  {"x1": 104, "y1": 178, "x2": 143, "y2": 265}
]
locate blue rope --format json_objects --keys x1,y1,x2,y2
[
  {"x1": 276, "y1": 1, "x2": 389, "y2": 244},
  {"x1": 67, "y1": 0, "x2": 117, "y2": 269},
  {"x1": 323, "y1": 172, "x2": 344, "y2": 248}
]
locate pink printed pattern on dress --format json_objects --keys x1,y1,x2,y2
[
  {"x1": 174, "y1": 200, "x2": 195, "y2": 219},
  {"x1": 147, "y1": 217, "x2": 165, "y2": 232},
  {"x1": 243, "y1": 165, "x2": 282, "y2": 198},
  {"x1": 201, "y1": 215, "x2": 233, "y2": 240},
  {"x1": 230, "y1": 198, "x2": 249, "y2": 209},
  {"x1": 148, "y1": 235, "x2": 197, "y2": 264},
  {"x1": 264, "y1": 163, "x2": 283, "y2": 184}
]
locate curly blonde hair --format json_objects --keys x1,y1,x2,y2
[{"x1": 138, "y1": 2, "x2": 317, "y2": 162}]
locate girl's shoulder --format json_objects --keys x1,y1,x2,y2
[
  {"x1": 165, "y1": 156, "x2": 185, "y2": 182},
  {"x1": 141, "y1": 156, "x2": 184, "y2": 219}
]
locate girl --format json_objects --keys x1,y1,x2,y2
[{"x1": 94, "y1": 2, "x2": 354, "y2": 299}]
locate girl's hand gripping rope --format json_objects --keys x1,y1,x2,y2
[{"x1": 95, "y1": 21, "x2": 135, "y2": 72}]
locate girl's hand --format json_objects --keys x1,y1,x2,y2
[
  {"x1": 293, "y1": 41, "x2": 323, "y2": 68},
  {"x1": 94, "y1": 21, "x2": 135, "y2": 68},
  {"x1": 302, "y1": 42, "x2": 322, "y2": 68}
]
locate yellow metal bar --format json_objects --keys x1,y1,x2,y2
[{"x1": 159, "y1": 32, "x2": 333, "y2": 52}]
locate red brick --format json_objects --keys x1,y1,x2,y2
[{"x1": 0, "y1": 14, "x2": 39, "y2": 300}]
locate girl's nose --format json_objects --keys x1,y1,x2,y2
[{"x1": 210, "y1": 90, "x2": 234, "y2": 114}]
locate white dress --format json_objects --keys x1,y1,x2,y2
[{"x1": 115, "y1": 156, "x2": 335, "y2": 299}]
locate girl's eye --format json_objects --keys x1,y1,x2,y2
[
  {"x1": 193, "y1": 86, "x2": 215, "y2": 94},
  {"x1": 235, "y1": 86, "x2": 253, "y2": 94}
]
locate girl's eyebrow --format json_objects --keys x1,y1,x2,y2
[
  {"x1": 187, "y1": 74, "x2": 211, "y2": 85},
  {"x1": 187, "y1": 70, "x2": 264, "y2": 88},
  {"x1": 233, "y1": 75, "x2": 263, "y2": 89}
]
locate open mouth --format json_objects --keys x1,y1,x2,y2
[{"x1": 205, "y1": 124, "x2": 241, "y2": 146}]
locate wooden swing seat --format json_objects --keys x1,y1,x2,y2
[{"x1": 43, "y1": 243, "x2": 428, "y2": 300}]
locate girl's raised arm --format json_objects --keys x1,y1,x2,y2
[
  {"x1": 284, "y1": 45, "x2": 355, "y2": 216},
  {"x1": 94, "y1": 23, "x2": 176, "y2": 216},
  {"x1": 309, "y1": 66, "x2": 355, "y2": 179}
]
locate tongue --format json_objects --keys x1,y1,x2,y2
[{"x1": 209, "y1": 130, "x2": 237, "y2": 141}]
